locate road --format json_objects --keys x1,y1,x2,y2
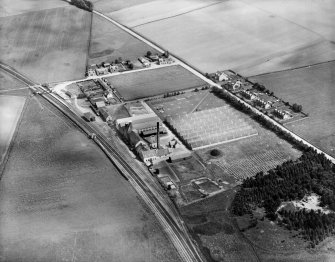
[
  {"x1": 0, "y1": 62, "x2": 205, "y2": 262},
  {"x1": 92, "y1": 10, "x2": 335, "y2": 165}
]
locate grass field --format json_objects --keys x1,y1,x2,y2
[
  {"x1": 169, "y1": 157, "x2": 208, "y2": 184},
  {"x1": 0, "y1": 95, "x2": 26, "y2": 167},
  {"x1": 148, "y1": 90, "x2": 209, "y2": 119},
  {"x1": 0, "y1": 97, "x2": 181, "y2": 262},
  {"x1": 93, "y1": 0, "x2": 156, "y2": 14},
  {"x1": 181, "y1": 189, "x2": 260, "y2": 262},
  {"x1": 105, "y1": 65, "x2": 206, "y2": 100},
  {"x1": 0, "y1": 70, "x2": 27, "y2": 91},
  {"x1": 134, "y1": 0, "x2": 335, "y2": 75},
  {"x1": 250, "y1": 61, "x2": 335, "y2": 158},
  {"x1": 110, "y1": 0, "x2": 220, "y2": 27},
  {"x1": 0, "y1": 6, "x2": 91, "y2": 83},
  {"x1": 0, "y1": 0, "x2": 68, "y2": 17},
  {"x1": 88, "y1": 13, "x2": 156, "y2": 65}
]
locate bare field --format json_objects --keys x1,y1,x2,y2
[
  {"x1": 240, "y1": 0, "x2": 335, "y2": 42},
  {"x1": 89, "y1": 13, "x2": 156, "y2": 65},
  {"x1": 93, "y1": 0, "x2": 155, "y2": 13},
  {"x1": 135, "y1": 0, "x2": 335, "y2": 75},
  {"x1": 0, "y1": 6, "x2": 91, "y2": 83},
  {"x1": 0, "y1": 0, "x2": 68, "y2": 17},
  {"x1": 106, "y1": 65, "x2": 206, "y2": 100},
  {"x1": 250, "y1": 61, "x2": 335, "y2": 157},
  {"x1": 0, "y1": 95, "x2": 26, "y2": 167},
  {"x1": 0, "y1": 97, "x2": 181, "y2": 262},
  {"x1": 110, "y1": 0, "x2": 220, "y2": 27},
  {"x1": 148, "y1": 90, "x2": 210, "y2": 119}
]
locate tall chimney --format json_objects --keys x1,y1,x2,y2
[{"x1": 156, "y1": 122, "x2": 160, "y2": 149}]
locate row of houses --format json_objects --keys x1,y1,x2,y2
[
  {"x1": 273, "y1": 108, "x2": 291, "y2": 120},
  {"x1": 241, "y1": 90, "x2": 272, "y2": 109},
  {"x1": 87, "y1": 63, "x2": 127, "y2": 77}
]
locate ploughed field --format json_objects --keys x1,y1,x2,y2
[
  {"x1": 88, "y1": 13, "x2": 156, "y2": 66},
  {"x1": 250, "y1": 61, "x2": 335, "y2": 158},
  {"x1": 0, "y1": 97, "x2": 181, "y2": 262},
  {"x1": 106, "y1": 65, "x2": 206, "y2": 100},
  {"x1": 0, "y1": 6, "x2": 91, "y2": 83},
  {"x1": 119, "y1": 0, "x2": 335, "y2": 76}
]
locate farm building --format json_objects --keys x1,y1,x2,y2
[
  {"x1": 83, "y1": 112, "x2": 95, "y2": 122},
  {"x1": 157, "y1": 175, "x2": 176, "y2": 190},
  {"x1": 274, "y1": 109, "x2": 291, "y2": 120},
  {"x1": 139, "y1": 148, "x2": 171, "y2": 165},
  {"x1": 99, "y1": 107, "x2": 112, "y2": 122},
  {"x1": 97, "y1": 78, "x2": 110, "y2": 91},
  {"x1": 241, "y1": 90, "x2": 257, "y2": 100},
  {"x1": 96, "y1": 101, "x2": 106, "y2": 109},
  {"x1": 119, "y1": 123, "x2": 170, "y2": 165},
  {"x1": 214, "y1": 71, "x2": 229, "y2": 82},
  {"x1": 254, "y1": 97, "x2": 271, "y2": 109},
  {"x1": 233, "y1": 80, "x2": 242, "y2": 89},
  {"x1": 95, "y1": 67, "x2": 109, "y2": 75},
  {"x1": 116, "y1": 113, "x2": 162, "y2": 133},
  {"x1": 148, "y1": 54, "x2": 160, "y2": 62},
  {"x1": 138, "y1": 57, "x2": 151, "y2": 67},
  {"x1": 141, "y1": 127, "x2": 167, "y2": 137},
  {"x1": 87, "y1": 68, "x2": 96, "y2": 77},
  {"x1": 109, "y1": 64, "x2": 118, "y2": 72}
]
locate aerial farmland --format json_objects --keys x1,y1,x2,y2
[
  {"x1": 88, "y1": 13, "x2": 156, "y2": 66},
  {"x1": 0, "y1": 96, "x2": 181, "y2": 262},
  {"x1": 125, "y1": 0, "x2": 335, "y2": 75},
  {"x1": 250, "y1": 61, "x2": 335, "y2": 157},
  {"x1": 0, "y1": 6, "x2": 91, "y2": 83},
  {"x1": 1, "y1": 0, "x2": 335, "y2": 261},
  {"x1": 105, "y1": 65, "x2": 206, "y2": 100}
]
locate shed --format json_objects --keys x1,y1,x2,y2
[{"x1": 83, "y1": 112, "x2": 95, "y2": 122}]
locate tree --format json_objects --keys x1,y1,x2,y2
[
  {"x1": 292, "y1": 103, "x2": 302, "y2": 112},
  {"x1": 164, "y1": 50, "x2": 170, "y2": 58},
  {"x1": 146, "y1": 51, "x2": 152, "y2": 57}
]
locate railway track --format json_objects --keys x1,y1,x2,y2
[{"x1": 0, "y1": 62, "x2": 205, "y2": 262}]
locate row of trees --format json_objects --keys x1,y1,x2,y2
[
  {"x1": 231, "y1": 150, "x2": 335, "y2": 245},
  {"x1": 212, "y1": 86, "x2": 308, "y2": 151},
  {"x1": 163, "y1": 91, "x2": 185, "y2": 98},
  {"x1": 252, "y1": 82, "x2": 303, "y2": 112},
  {"x1": 71, "y1": 0, "x2": 93, "y2": 11}
]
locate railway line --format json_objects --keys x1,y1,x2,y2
[{"x1": 0, "y1": 62, "x2": 205, "y2": 262}]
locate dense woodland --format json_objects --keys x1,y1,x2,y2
[
  {"x1": 231, "y1": 149, "x2": 335, "y2": 246},
  {"x1": 71, "y1": 0, "x2": 93, "y2": 11}
]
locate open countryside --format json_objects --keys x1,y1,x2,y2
[
  {"x1": 0, "y1": 6, "x2": 90, "y2": 83},
  {"x1": 0, "y1": 97, "x2": 181, "y2": 262},
  {"x1": 250, "y1": 61, "x2": 335, "y2": 157},
  {"x1": 0, "y1": 95, "x2": 26, "y2": 170},
  {"x1": 131, "y1": 0, "x2": 335, "y2": 75},
  {"x1": 1, "y1": 0, "x2": 335, "y2": 262},
  {"x1": 106, "y1": 65, "x2": 206, "y2": 100}
]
